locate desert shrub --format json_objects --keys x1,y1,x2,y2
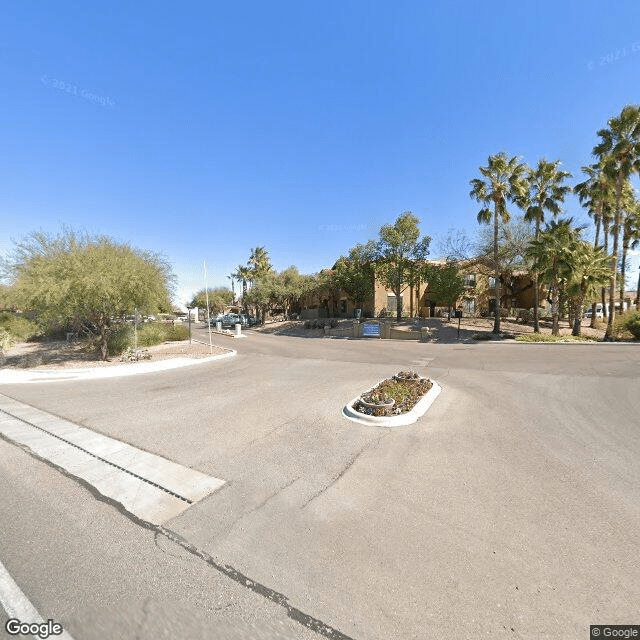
[
  {"x1": 611, "y1": 310, "x2": 640, "y2": 340},
  {"x1": 136, "y1": 322, "x2": 168, "y2": 347},
  {"x1": 165, "y1": 323, "x2": 189, "y2": 341},
  {"x1": 1, "y1": 329, "x2": 15, "y2": 351},
  {"x1": 0, "y1": 312, "x2": 41, "y2": 342},
  {"x1": 107, "y1": 324, "x2": 134, "y2": 355}
]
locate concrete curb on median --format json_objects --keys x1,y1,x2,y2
[
  {"x1": 0, "y1": 349, "x2": 236, "y2": 384},
  {"x1": 342, "y1": 379, "x2": 442, "y2": 427}
]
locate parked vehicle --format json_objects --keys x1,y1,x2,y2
[
  {"x1": 584, "y1": 303, "x2": 603, "y2": 320},
  {"x1": 220, "y1": 313, "x2": 242, "y2": 328}
]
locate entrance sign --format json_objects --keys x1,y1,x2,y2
[{"x1": 363, "y1": 322, "x2": 381, "y2": 337}]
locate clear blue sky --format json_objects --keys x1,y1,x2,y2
[{"x1": 2, "y1": 1, "x2": 639, "y2": 307}]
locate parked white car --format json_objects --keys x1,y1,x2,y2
[{"x1": 584, "y1": 304, "x2": 603, "y2": 320}]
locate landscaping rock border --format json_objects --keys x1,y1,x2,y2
[{"x1": 342, "y1": 377, "x2": 441, "y2": 427}]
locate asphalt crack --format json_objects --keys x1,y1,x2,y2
[
  {"x1": 156, "y1": 525, "x2": 357, "y2": 640},
  {"x1": 301, "y1": 433, "x2": 387, "y2": 509}
]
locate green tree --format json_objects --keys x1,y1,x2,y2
[
  {"x1": 526, "y1": 219, "x2": 582, "y2": 336},
  {"x1": 524, "y1": 159, "x2": 572, "y2": 332},
  {"x1": 231, "y1": 264, "x2": 251, "y2": 311},
  {"x1": 332, "y1": 241, "x2": 377, "y2": 311},
  {"x1": 422, "y1": 261, "x2": 466, "y2": 318},
  {"x1": 189, "y1": 287, "x2": 234, "y2": 315},
  {"x1": 593, "y1": 105, "x2": 640, "y2": 338},
  {"x1": 620, "y1": 190, "x2": 640, "y2": 311},
  {"x1": 470, "y1": 152, "x2": 529, "y2": 333},
  {"x1": 245, "y1": 246, "x2": 273, "y2": 322},
  {"x1": 574, "y1": 160, "x2": 617, "y2": 325},
  {"x1": 274, "y1": 266, "x2": 312, "y2": 318},
  {"x1": 7, "y1": 229, "x2": 174, "y2": 360},
  {"x1": 247, "y1": 246, "x2": 273, "y2": 282},
  {"x1": 243, "y1": 270, "x2": 278, "y2": 321},
  {"x1": 374, "y1": 212, "x2": 431, "y2": 321},
  {"x1": 566, "y1": 242, "x2": 612, "y2": 336}
]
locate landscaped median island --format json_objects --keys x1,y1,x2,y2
[{"x1": 343, "y1": 370, "x2": 441, "y2": 427}]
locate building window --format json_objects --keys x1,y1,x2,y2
[
  {"x1": 488, "y1": 276, "x2": 496, "y2": 289},
  {"x1": 387, "y1": 294, "x2": 403, "y2": 313},
  {"x1": 340, "y1": 299, "x2": 347, "y2": 314},
  {"x1": 464, "y1": 274, "x2": 476, "y2": 287}
]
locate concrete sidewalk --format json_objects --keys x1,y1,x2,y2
[{"x1": 0, "y1": 350, "x2": 236, "y2": 384}]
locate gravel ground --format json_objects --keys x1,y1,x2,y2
[
  {"x1": 251, "y1": 317, "x2": 608, "y2": 341},
  {"x1": 0, "y1": 339, "x2": 230, "y2": 370}
]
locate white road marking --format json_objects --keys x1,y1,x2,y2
[{"x1": 0, "y1": 560, "x2": 75, "y2": 639}]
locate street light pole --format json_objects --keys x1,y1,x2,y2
[{"x1": 186, "y1": 306, "x2": 192, "y2": 345}]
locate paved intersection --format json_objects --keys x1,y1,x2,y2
[{"x1": 1, "y1": 329, "x2": 639, "y2": 639}]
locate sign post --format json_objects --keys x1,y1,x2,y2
[{"x1": 455, "y1": 309, "x2": 463, "y2": 339}]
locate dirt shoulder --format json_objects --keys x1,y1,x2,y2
[{"x1": 0, "y1": 339, "x2": 230, "y2": 370}]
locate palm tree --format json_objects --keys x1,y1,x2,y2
[
  {"x1": 574, "y1": 161, "x2": 617, "y2": 326},
  {"x1": 231, "y1": 264, "x2": 250, "y2": 312},
  {"x1": 619, "y1": 188, "x2": 640, "y2": 311},
  {"x1": 524, "y1": 159, "x2": 572, "y2": 332},
  {"x1": 526, "y1": 218, "x2": 582, "y2": 336},
  {"x1": 566, "y1": 243, "x2": 612, "y2": 336},
  {"x1": 246, "y1": 247, "x2": 272, "y2": 322},
  {"x1": 248, "y1": 246, "x2": 272, "y2": 282},
  {"x1": 470, "y1": 152, "x2": 529, "y2": 333},
  {"x1": 593, "y1": 105, "x2": 640, "y2": 339}
]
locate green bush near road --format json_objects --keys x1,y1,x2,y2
[
  {"x1": 0, "y1": 312, "x2": 41, "y2": 342},
  {"x1": 107, "y1": 324, "x2": 134, "y2": 356},
  {"x1": 611, "y1": 310, "x2": 640, "y2": 340},
  {"x1": 164, "y1": 323, "x2": 189, "y2": 341},
  {"x1": 107, "y1": 322, "x2": 188, "y2": 356}
]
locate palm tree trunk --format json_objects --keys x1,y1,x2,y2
[
  {"x1": 601, "y1": 218, "x2": 609, "y2": 319},
  {"x1": 552, "y1": 286, "x2": 560, "y2": 335},
  {"x1": 606, "y1": 178, "x2": 622, "y2": 339},
  {"x1": 493, "y1": 205, "x2": 501, "y2": 333},
  {"x1": 620, "y1": 230, "x2": 629, "y2": 315},
  {"x1": 590, "y1": 213, "x2": 602, "y2": 327},
  {"x1": 636, "y1": 267, "x2": 640, "y2": 311},
  {"x1": 572, "y1": 293, "x2": 584, "y2": 336},
  {"x1": 533, "y1": 219, "x2": 540, "y2": 333}
]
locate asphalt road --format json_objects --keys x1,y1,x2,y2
[{"x1": 1, "y1": 328, "x2": 639, "y2": 639}]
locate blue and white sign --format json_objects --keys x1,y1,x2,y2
[{"x1": 363, "y1": 322, "x2": 380, "y2": 337}]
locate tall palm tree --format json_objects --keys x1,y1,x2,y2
[
  {"x1": 593, "y1": 104, "x2": 640, "y2": 339},
  {"x1": 524, "y1": 159, "x2": 572, "y2": 332},
  {"x1": 621, "y1": 193, "x2": 640, "y2": 311},
  {"x1": 526, "y1": 218, "x2": 582, "y2": 336},
  {"x1": 470, "y1": 152, "x2": 529, "y2": 333},
  {"x1": 574, "y1": 161, "x2": 617, "y2": 326},
  {"x1": 246, "y1": 247, "x2": 272, "y2": 322},
  {"x1": 248, "y1": 246, "x2": 272, "y2": 281},
  {"x1": 231, "y1": 264, "x2": 250, "y2": 312}
]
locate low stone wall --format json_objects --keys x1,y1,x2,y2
[
  {"x1": 389, "y1": 327, "x2": 422, "y2": 341},
  {"x1": 323, "y1": 321, "x2": 430, "y2": 341}
]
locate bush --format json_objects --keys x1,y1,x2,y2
[
  {"x1": 1, "y1": 329, "x2": 15, "y2": 351},
  {"x1": 107, "y1": 324, "x2": 134, "y2": 356},
  {"x1": 136, "y1": 322, "x2": 168, "y2": 347},
  {"x1": 165, "y1": 323, "x2": 189, "y2": 341},
  {"x1": 0, "y1": 312, "x2": 41, "y2": 342},
  {"x1": 611, "y1": 310, "x2": 640, "y2": 340}
]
